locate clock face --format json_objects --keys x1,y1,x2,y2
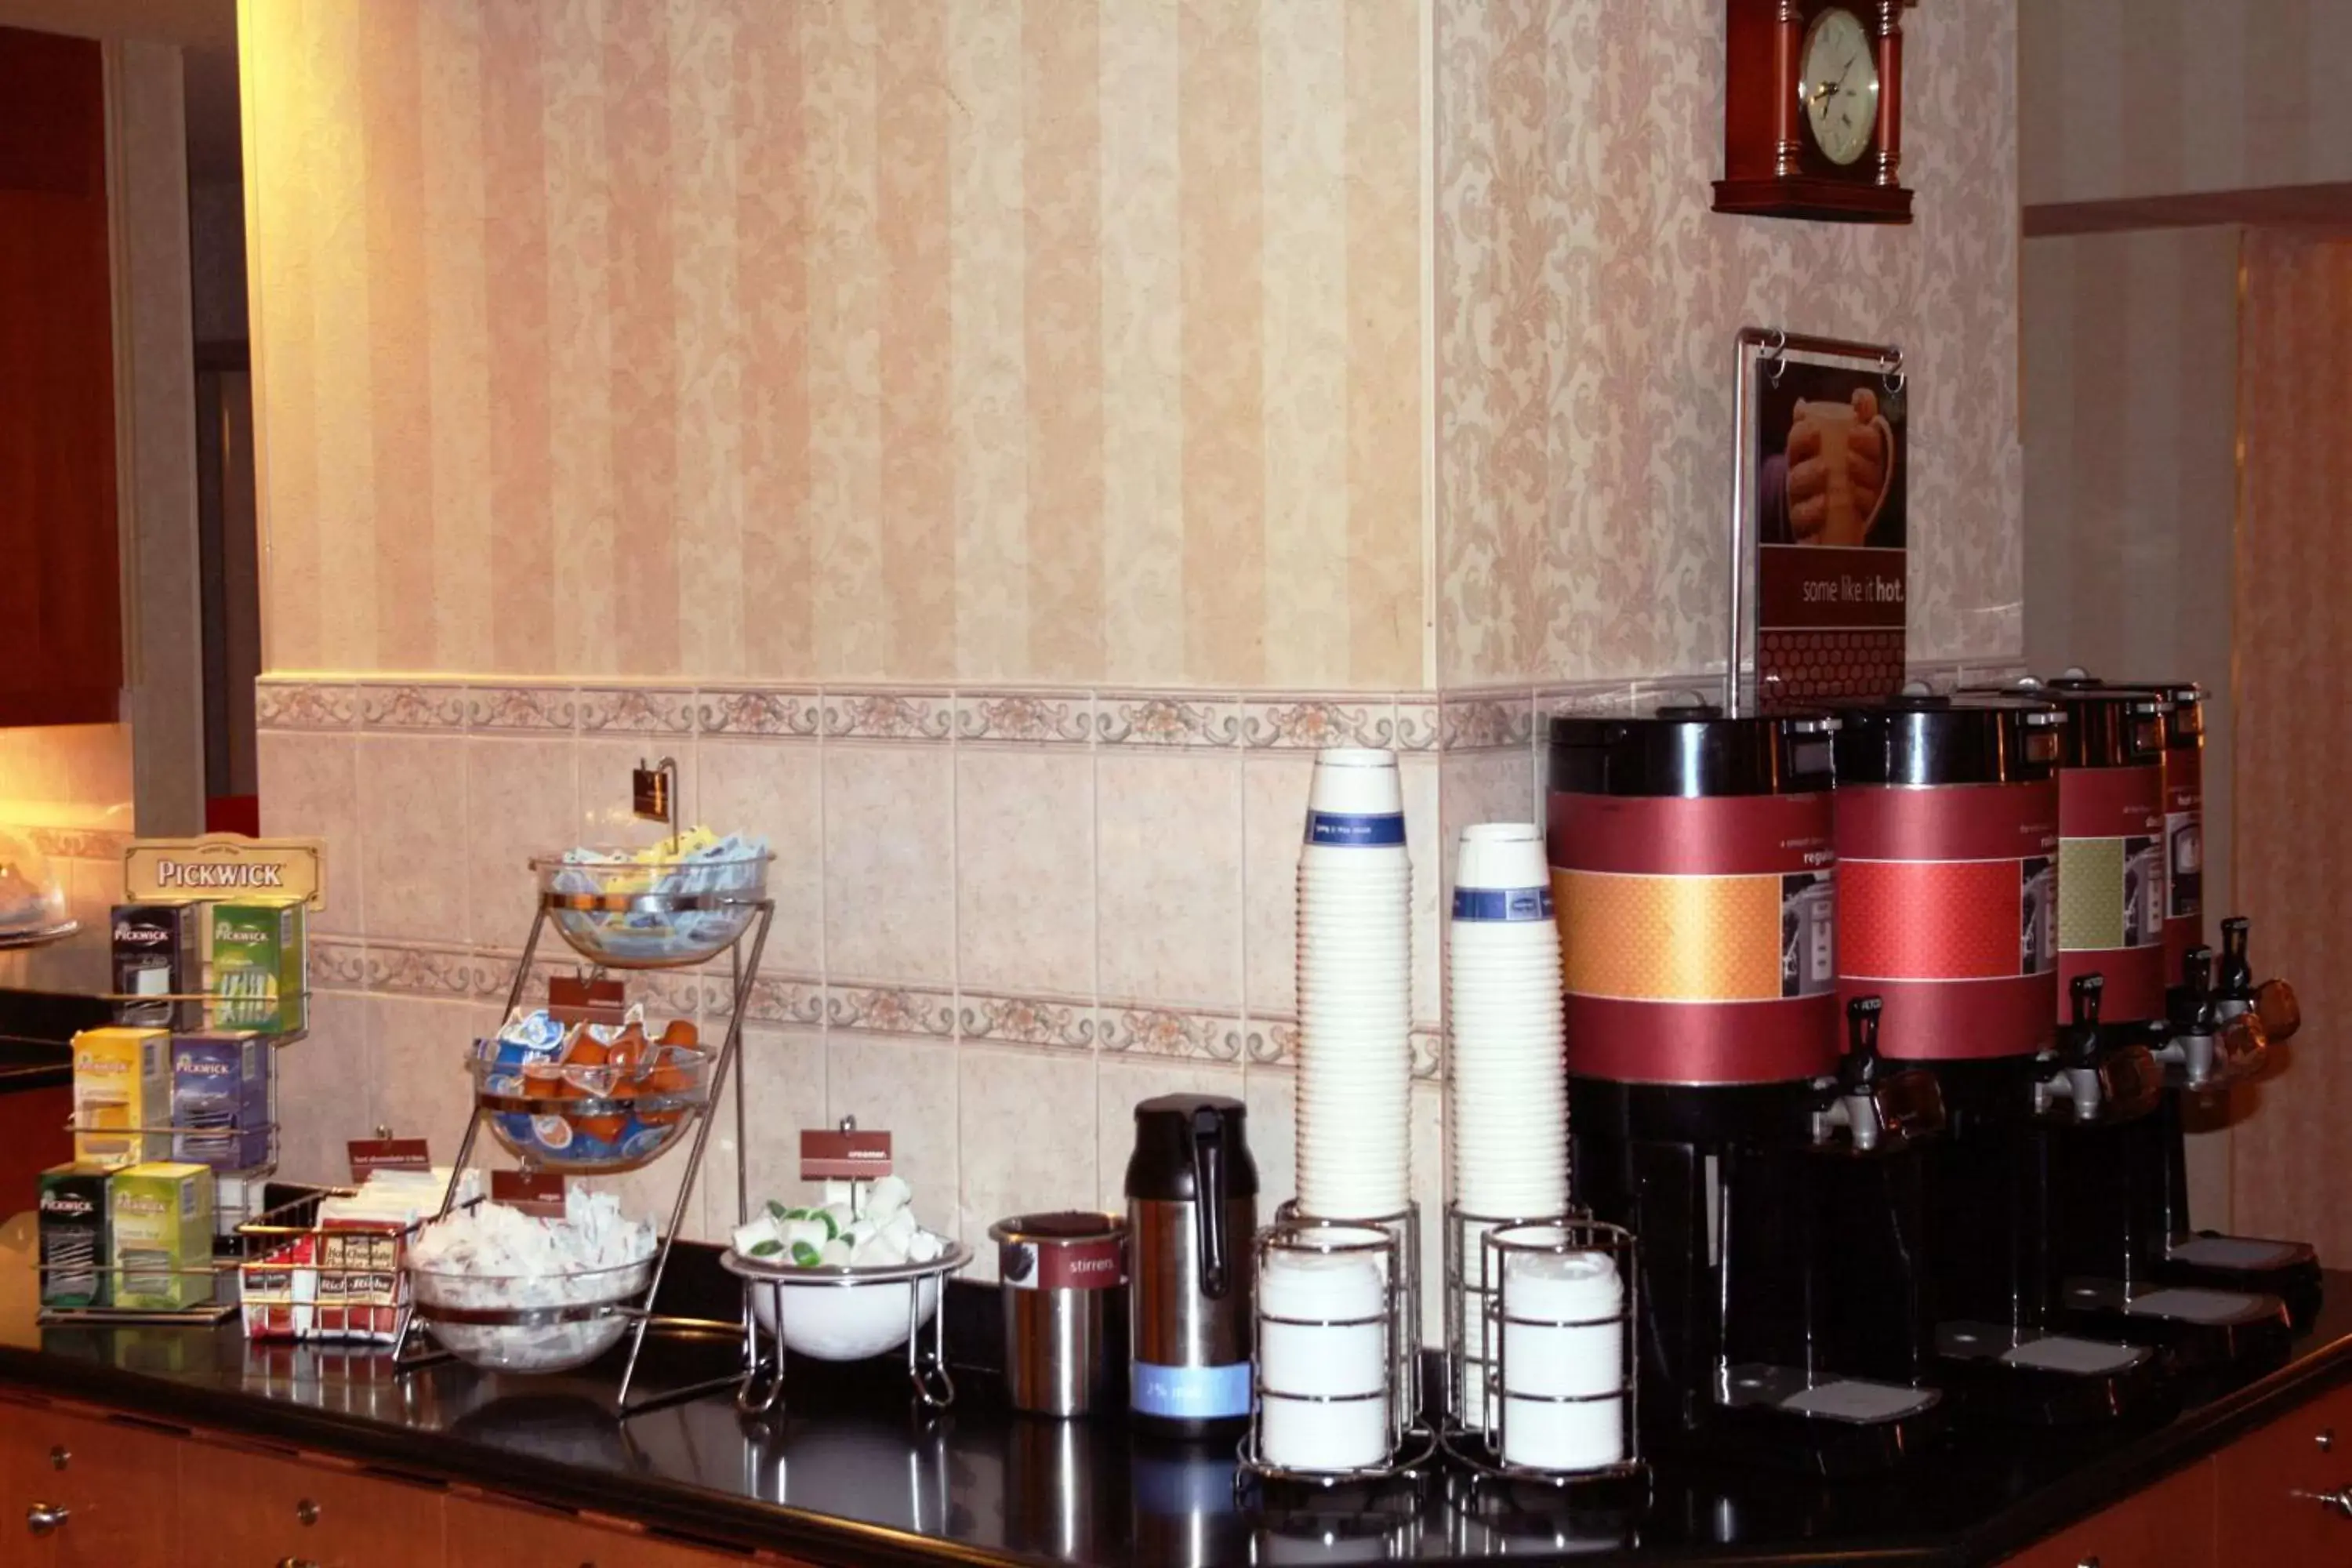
[{"x1": 1799, "y1": 7, "x2": 1879, "y2": 168}]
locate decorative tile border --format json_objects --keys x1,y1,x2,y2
[
  {"x1": 466, "y1": 686, "x2": 575, "y2": 731},
  {"x1": 1393, "y1": 702, "x2": 1441, "y2": 752},
  {"x1": 1239, "y1": 698, "x2": 1396, "y2": 750},
  {"x1": 1101, "y1": 1006, "x2": 1245, "y2": 1062},
  {"x1": 21, "y1": 826, "x2": 132, "y2": 860},
  {"x1": 360, "y1": 684, "x2": 466, "y2": 729},
  {"x1": 578, "y1": 688, "x2": 695, "y2": 735},
  {"x1": 310, "y1": 938, "x2": 368, "y2": 993},
  {"x1": 255, "y1": 682, "x2": 357, "y2": 728},
  {"x1": 1095, "y1": 694, "x2": 1242, "y2": 746},
  {"x1": 709, "y1": 975, "x2": 826, "y2": 1027},
  {"x1": 956, "y1": 691, "x2": 1092, "y2": 746},
  {"x1": 822, "y1": 691, "x2": 953, "y2": 742},
  {"x1": 1243, "y1": 1018, "x2": 1300, "y2": 1068},
  {"x1": 826, "y1": 984, "x2": 958, "y2": 1036},
  {"x1": 365, "y1": 943, "x2": 481, "y2": 1000},
  {"x1": 697, "y1": 688, "x2": 821, "y2": 737},
  {"x1": 960, "y1": 992, "x2": 1096, "y2": 1050},
  {"x1": 1439, "y1": 692, "x2": 1534, "y2": 751}
]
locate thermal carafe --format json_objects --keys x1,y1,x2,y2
[{"x1": 1126, "y1": 1094, "x2": 1258, "y2": 1435}]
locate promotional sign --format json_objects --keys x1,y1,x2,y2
[
  {"x1": 123, "y1": 835, "x2": 326, "y2": 911},
  {"x1": 1751, "y1": 358, "x2": 1908, "y2": 710}
]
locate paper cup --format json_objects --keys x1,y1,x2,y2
[{"x1": 1454, "y1": 823, "x2": 1551, "y2": 894}]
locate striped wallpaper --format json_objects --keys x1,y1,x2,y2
[
  {"x1": 2232, "y1": 231, "x2": 2352, "y2": 1265},
  {"x1": 240, "y1": 0, "x2": 1426, "y2": 691},
  {"x1": 2019, "y1": 0, "x2": 2352, "y2": 208}
]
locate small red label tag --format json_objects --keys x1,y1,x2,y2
[
  {"x1": 491, "y1": 1169, "x2": 568, "y2": 1217},
  {"x1": 347, "y1": 1138, "x2": 431, "y2": 1182},
  {"x1": 800, "y1": 1127, "x2": 892, "y2": 1181},
  {"x1": 1003, "y1": 1233, "x2": 1127, "y2": 1292},
  {"x1": 547, "y1": 976, "x2": 626, "y2": 1025}
]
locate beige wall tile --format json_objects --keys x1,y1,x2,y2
[
  {"x1": 465, "y1": 736, "x2": 579, "y2": 947},
  {"x1": 1242, "y1": 1066, "x2": 1298, "y2": 1215},
  {"x1": 1094, "y1": 1054, "x2": 1247, "y2": 1213},
  {"x1": 824, "y1": 744, "x2": 954, "y2": 984},
  {"x1": 1403, "y1": 754, "x2": 1440, "y2": 1029},
  {"x1": 702, "y1": 1025, "x2": 830, "y2": 1243},
  {"x1": 577, "y1": 735, "x2": 695, "y2": 847},
  {"x1": 258, "y1": 729, "x2": 364, "y2": 938},
  {"x1": 827, "y1": 1033, "x2": 960, "y2": 1245},
  {"x1": 277, "y1": 989, "x2": 372, "y2": 1188},
  {"x1": 1096, "y1": 750, "x2": 1242, "y2": 1009},
  {"x1": 355, "y1": 734, "x2": 470, "y2": 945},
  {"x1": 696, "y1": 738, "x2": 824, "y2": 977},
  {"x1": 957, "y1": 748, "x2": 1095, "y2": 997},
  {"x1": 1242, "y1": 752, "x2": 1313, "y2": 1020},
  {"x1": 365, "y1": 992, "x2": 499, "y2": 1156},
  {"x1": 959, "y1": 1047, "x2": 1099, "y2": 1283}
]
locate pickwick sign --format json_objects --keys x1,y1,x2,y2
[
  {"x1": 1751, "y1": 357, "x2": 1909, "y2": 711},
  {"x1": 122, "y1": 835, "x2": 327, "y2": 910}
]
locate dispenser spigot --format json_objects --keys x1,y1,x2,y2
[
  {"x1": 1813, "y1": 996, "x2": 1943, "y2": 1152},
  {"x1": 2036, "y1": 973, "x2": 2162, "y2": 1123},
  {"x1": 2215, "y1": 914, "x2": 2301, "y2": 1044},
  {"x1": 2156, "y1": 945, "x2": 2263, "y2": 1091}
]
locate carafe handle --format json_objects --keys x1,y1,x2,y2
[{"x1": 1192, "y1": 1106, "x2": 1229, "y2": 1299}]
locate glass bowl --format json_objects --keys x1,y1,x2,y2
[
  {"x1": 532, "y1": 847, "x2": 771, "y2": 969},
  {"x1": 407, "y1": 1256, "x2": 655, "y2": 1374},
  {"x1": 470, "y1": 1042, "x2": 711, "y2": 1173},
  {"x1": 723, "y1": 1241, "x2": 967, "y2": 1362},
  {"x1": 0, "y1": 826, "x2": 69, "y2": 938}
]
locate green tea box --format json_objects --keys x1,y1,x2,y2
[
  {"x1": 110, "y1": 1161, "x2": 216, "y2": 1310},
  {"x1": 38, "y1": 1164, "x2": 111, "y2": 1309},
  {"x1": 207, "y1": 899, "x2": 307, "y2": 1035}
]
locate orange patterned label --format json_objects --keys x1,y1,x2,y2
[{"x1": 1554, "y1": 869, "x2": 1789, "y2": 1001}]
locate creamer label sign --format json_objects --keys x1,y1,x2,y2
[{"x1": 123, "y1": 836, "x2": 325, "y2": 912}]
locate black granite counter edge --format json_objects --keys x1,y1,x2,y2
[
  {"x1": 0, "y1": 1343, "x2": 1004, "y2": 1568},
  {"x1": 1949, "y1": 1329, "x2": 2352, "y2": 1563},
  {"x1": 5, "y1": 1327, "x2": 2352, "y2": 1568}
]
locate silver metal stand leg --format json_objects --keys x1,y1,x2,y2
[{"x1": 615, "y1": 904, "x2": 773, "y2": 1416}]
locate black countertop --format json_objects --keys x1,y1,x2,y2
[{"x1": 3, "y1": 1247, "x2": 2350, "y2": 1568}]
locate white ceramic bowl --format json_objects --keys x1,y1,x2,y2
[{"x1": 726, "y1": 1237, "x2": 967, "y2": 1362}]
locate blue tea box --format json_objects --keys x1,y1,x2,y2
[{"x1": 171, "y1": 1033, "x2": 272, "y2": 1172}]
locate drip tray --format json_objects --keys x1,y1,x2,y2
[
  {"x1": 1936, "y1": 1320, "x2": 2151, "y2": 1376},
  {"x1": 2063, "y1": 1277, "x2": 2284, "y2": 1327},
  {"x1": 2168, "y1": 1235, "x2": 2307, "y2": 1271},
  {"x1": 1718, "y1": 1363, "x2": 1940, "y2": 1425}
]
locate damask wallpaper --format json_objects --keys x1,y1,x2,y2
[
  {"x1": 1433, "y1": 0, "x2": 2024, "y2": 687},
  {"x1": 240, "y1": 0, "x2": 1425, "y2": 690}
]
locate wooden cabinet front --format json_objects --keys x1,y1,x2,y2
[
  {"x1": 201, "y1": 1442, "x2": 448, "y2": 1567},
  {"x1": 446, "y1": 1494, "x2": 782, "y2": 1567},
  {"x1": 1999, "y1": 1456, "x2": 2217, "y2": 1567},
  {"x1": 0, "y1": 26, "x2": 122, "y2": 728},
  {"x1": 0, "y1": 1405, "x2": 183, "y2": 1566},
  {"x1": 2210, "y1": 1381, "x2": 2352, "y2": 1566}
]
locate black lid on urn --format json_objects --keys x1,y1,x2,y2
[
  {"x1": 1548, "y1": 702, "x2": 1837, "y2": 799},
  {"x1": 1959, "y1": 677, "x2": 2169, "y2": 770},
  {"x1": 1832, "y1": 690, "x2": 2067, "y2": 788}
]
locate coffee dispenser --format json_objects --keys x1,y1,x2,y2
[
  {"x1": 1963, "y1": 679, "x2": 2292, "y2": 1374},
  {"x1": 1549, "y1": 706, "x2": 1941, "y2": 1475},
  {"x1": 1832, "y1": 691, "x2": 2161, "y2": 1424},
  {"x1": 2042, "y1": 676, "x2": 2320, "y2": 1330},
  {"x1": 1125, "y1": 1094, "x2": 1258, "y2": 1436}
]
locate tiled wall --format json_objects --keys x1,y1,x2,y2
[
  {"x1": 2229, "y1": 232, "x2": 2352, "y2": 1266},
  {"x1": 238, "y1": 0, "x2": 1425, "y2": 691},
  {"x1": 1432, "y1": 0, "x2": 2024, "y2": 684},
  {"x1": 2020, "y1": 0, "x2": 2352, "y2": 207}
]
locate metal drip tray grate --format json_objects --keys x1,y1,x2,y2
[{"x1": 2168, "y1": 1236, "x2": 2305, "y2": 1271}]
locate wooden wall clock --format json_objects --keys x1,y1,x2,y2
[{"x1": 1713, "y1": 0, "x2": 1913, "y2": 224}]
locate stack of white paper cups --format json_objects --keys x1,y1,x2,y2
[
  {"x1": 1295, "y1": 747, "x2": 1414, "y2": 1221},
  {"x1": 1448, "y1": 824, "x2": 1569, "y2": 1218}
]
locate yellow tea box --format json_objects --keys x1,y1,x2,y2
[
  {"x1": 110, "y1": 1161, "x2": 215, "y2": 1310},
  {"x1": 71, "y1": 1026, "x2": 170, "y2": 1168}
]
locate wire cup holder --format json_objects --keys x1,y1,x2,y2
[
  {"x1": 1439, "y1": 1210, "x2": 1644, "y2": 1492},
  {"x1": 1237, "y1": 1203, "x2": 1435, "y2": 1491}
]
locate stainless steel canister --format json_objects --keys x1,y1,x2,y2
[{"x1": 990, "y1": 1211, "x2": 1127, "y2": 1417}]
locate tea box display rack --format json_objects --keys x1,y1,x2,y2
[
  {"x1": 390, "y1": 758, "x2": 776, "y2": 1419},
  {"x1": 36, "y1": 839, "x2": 318, "y2": 1327}
]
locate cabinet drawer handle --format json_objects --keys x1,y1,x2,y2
[
  {"x1": 2291, "y1": 1486, "x2": 2352, "y2": 1518},
  {"x1": 278, "y1": 1559, "x2": 320, "y2": 1568},
  {"x1": 26, "y1": 1502, "x2": 68, "y2": 1535},
  {"x1": 47, "y1": 1446, "x2": 67, "y2": 1471},
  {"x1": 296, "y1": 1498, "x2": 320, "y2": 1526}
]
